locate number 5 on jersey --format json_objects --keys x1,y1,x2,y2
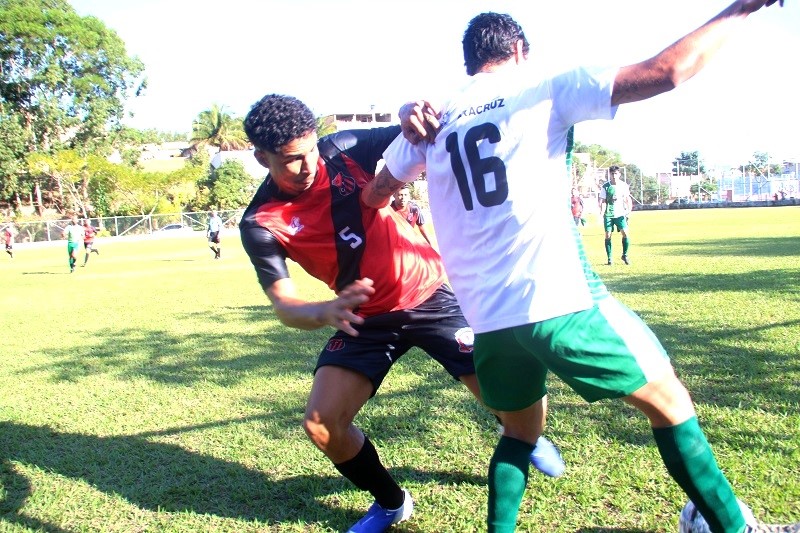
[{"x1": 338, "y1": 226, "x2": 363, "y2": 249}]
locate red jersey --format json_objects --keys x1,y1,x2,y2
[
  {"x1": 392, "y1": 202, "x2": 427, "y2": 228},
  {"x1": 240, "y1": 126, "x2": 446, "y2": 318},
  {"x1": 571, "y1": 195, "x2": 584, "y2": 217},
  {"x1": 83, "y1": 225, "x2": 97, "y2": 243}
]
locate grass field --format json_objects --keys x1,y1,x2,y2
[{"x1": 1, "y1": 207, "x2": 799, "y2": 532}]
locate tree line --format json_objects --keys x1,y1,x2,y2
[
  {"x1": 1, "y1": 0, "x2": 783, "y2": 222},
  {"x1": 0, "y1": 0, "x2": 260, "y2": 221}
]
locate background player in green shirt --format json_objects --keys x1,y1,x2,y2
[
  {"x1": 62, "y1": 214, "x2": 84, "y2": 273},
  {"x1": 599, "y1": 166, "x2": 632, "y2": 265}
]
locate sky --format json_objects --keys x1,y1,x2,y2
[{"x1": 67, "y1": 0, "x2": 800, "y2": 174}]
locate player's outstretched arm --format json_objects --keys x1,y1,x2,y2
[
  {"x1": 265, "y1": 277, "x2": 374, "y2": 336},
  {"x1": 612, "y1": 0, "x2": 783, "y2": 106}
]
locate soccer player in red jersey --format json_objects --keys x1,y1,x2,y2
[
  {"x1": 82, "y1": 219, "x2": 100, "y2": 266},
  {"x1": 240, "y1": 94, "x2": 563, "y2": 532},
  {"x1": 3, "y1": 223, "x2": 14, "y2": 259}
]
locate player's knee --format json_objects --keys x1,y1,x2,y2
[
  {"x1": 302, "y1": 416, "x2": 331, "y2": 448},
  {"x1": 628, "y1": 373, "x2": 695, "y2": 426},
  {"x1": 303, "y1": 408, "x2": 352, "y2": 448}
]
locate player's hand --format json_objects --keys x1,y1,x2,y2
[
  {"x1": 323, "y1": 278, "x2": 375, "y2": 336},
  {"x1": 399, "y1": 100, "x2": 440, "y2": 145},
  {"x1": 740, "y1": 0, "x2": 783, "y2": 12}
]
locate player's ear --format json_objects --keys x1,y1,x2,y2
[
  {"x1": 253, "y1": 149, "x2": 271, "y2": 170},
  {"x1": 514, "y1": 39, "x2": 527, "y2": 63}
]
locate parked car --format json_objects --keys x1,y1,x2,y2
[{"x1": 670, "y1": 198, "x2": 690, "y2": 206}]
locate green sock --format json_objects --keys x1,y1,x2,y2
[
  {"x1": 622, "y1": 237, "x2": 629, "y2": 256},
  {"x1": 653, "y1": 417, "x2": 744, "y2": 533},
  {"x1": 488, "y1": 436, "x2": 533, "y2": 533},
  {"x1": 604, "y1": 238, "x2": 612, "y2": 260}
]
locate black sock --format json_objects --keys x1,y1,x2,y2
[{"x1": 334, "y1": 436, "x2": 403, "y2": 509}]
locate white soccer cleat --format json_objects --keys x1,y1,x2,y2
[{"x1": 679, "y1": 499, "x2": 756, "y2": 533}]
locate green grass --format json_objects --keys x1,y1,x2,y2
[{"x1": 1, "y1": 207, "x2": 799, "y2": 532}]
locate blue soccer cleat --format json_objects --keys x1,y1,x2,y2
[
  {"x1": 530, "y1": 436, "x2": 565, "y2": 478},
  {"x1": 347, "y1": 489, "x2": 413, "y2": 532}
]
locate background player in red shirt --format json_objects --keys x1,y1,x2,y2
[
  {"x1": 390, "y1": 184, "x2": 433, "y2": 245},
  {"x1": 81, "y1": 219, "x2": 100, "y2": 266},
  {"x1": 240, "y1": 94, "x2": 563, "y2": 532},
  {"x1": 3, "y1": 222, "x2": 14, "y2": 259}
]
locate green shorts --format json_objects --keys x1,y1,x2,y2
[
  {"x1": 473, "y1": 295, "x2": 672, "y2": 411},
  {"x1": 604, "y1": 215, "x2": 628, "y2": 233},
  {"x1": 67, "y1": 242, "x2": 80, "y2": 255}
]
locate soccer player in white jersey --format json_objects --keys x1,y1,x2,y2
[{"x1": 363, "y1": 1, "x2": 789, "y2": 532}]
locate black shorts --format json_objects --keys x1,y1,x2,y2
[
  {"x1": 84, "y1": 241, "x2": 94, "y2": 250},
  {"x1": 316, "y1": 284, "x2": 475, "y2": 396},
  {"x1": 208, "y1": 231, "x2": 220, "y2": 244}
]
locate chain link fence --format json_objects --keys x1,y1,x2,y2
[{"x1": 9, "y1": 210, "x2": 244, "y2": 244}]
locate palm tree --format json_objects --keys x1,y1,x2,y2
[
  {"x1": 316, "y1": 115, "x2": 337, "y2": 138},
  {"x1": 191, "y1": 104, "x2": 250, "y2": 152}
]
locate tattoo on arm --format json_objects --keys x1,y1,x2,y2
[
  {"x1": 363, "y1": 169, "x2": 407, "y2": 208},
  {"x1": 373, "y1": 172, "x2": 405, "y2": 198}
]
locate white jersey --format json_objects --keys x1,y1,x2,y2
[{"x1": 384, "y1": 65, "x2": 618, "y2": 333}]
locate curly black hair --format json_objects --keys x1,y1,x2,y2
[
  {"x1": 243, "y1": 94, "x2": 317, "y2": 153},
  {"x1": 462, "y1": 12, "x2": 529, "y2": 76}
]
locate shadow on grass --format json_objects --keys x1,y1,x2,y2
[
  {"x1": 598, "y1": 267, "x2": 800, "y2": 410},
  {"x1": 0, "y1": 421, "x2": 483, "y2": 530},
  {"x1": 27, "y1": 290, "x2": 798, "y2": 420},
  {"x1": 0, "y1": 459, "x2": 71, "y2": 533},
  {"x1": 23, "y1": 305, "x2": 322, "y2": 388},
  {"x1": 575, "y1": 529, "x2": 651, "y2": 533},
  {"x1": 646, "y1": 236, "x2": 800, "y2": 258},
  {"x1": 14, "y1": 289, "x2": 799, "y2": 505},
  {"x1": 22, "y1": 303, "x2": 494, "y2": 443},
  {"x1": 605, "y1": 268, "x2": 800, "y2": 296}
]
